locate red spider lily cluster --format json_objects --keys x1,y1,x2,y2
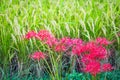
[
  {"x1": 30, "y1": 51, "x2": 45, "y2": 60},
  {"x1": 25, "y1": 30, "x2": 113, "y2": 76}
]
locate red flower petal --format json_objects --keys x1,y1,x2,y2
[
  {"x1": 30, "y1": 52, "x2": 45, "y2": 60},
  {"x1": 96, "y1": 37, "x2": 112, "y2": 45},
  {"x1": 102, "y1": 63, "x2": 113, "y2": 72},
  {"x1": 83, "y1": 61, "x2": 101, "y2": 76},
  {"x1": 25, "y1": 31, "x2": 36, "y2": 39}
]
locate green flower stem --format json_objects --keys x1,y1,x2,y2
[
  {"x1": 37, "y1": 60, "x2": 40, "y2": 76},
  {"x1": 92, "y1": 76, "x2": 96, "y2": 80}
]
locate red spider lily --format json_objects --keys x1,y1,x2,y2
[
  {"x1": 35, "y1": 30, "x2": 58, "y2": 47},
  {"x1": 60, "y1": 37, "x2": 73, "y2": 47},
  {"x1": 36, "y1": 30, "x2": 53, "y2": 41},
  {"x1": 73, "y1": 40, "x2": 107, "y2": 57},
  {"x1": 72, "y1": 45, "x2": 84, "y2": 56},
  {"x1": 83, "y1": 61, "x2": 101, "y2": 76},
  {"x1": 85, "y1": 41, "x2": 97, "y2": 51},
  {"x1": 25, "y1": 30, "x2": 113, "y2": 76},
  {"x1": 54, "y1": 37, "x2": 83, "y2": 53},
  {"x1": 75, "y1": 40, "x2": 112, "y2": 76},
  {"x1": 55, "y1": 37, "x2": 72, "y2": 52},
  {"x1": 72, "y1": 41, "x2": 96, "y2": 56},
  {"x1": 45, "y1": 38, "x2": 58, "y2": 47},
  {"x1": 89, "y1": 46, "x2": 107, "y2": 60},
  {"x1": 81, "y1": 54, "x2": 95, "y2": 65},
  {"x1": 71, "y1": 38, "x2": 83, "y2": 45},
  {"x1": 96, "y1": 37, "x2": 112, "y2": 45},
  {"x1": 25, "y1": 31, "x2": 36, "y2": 39},
  {"x1": 102, "y1": 63, "x2": 113, "y2": 72},
  {"x1": 55, "y1": 44, "x2": 66, "y2": 52},
  {"x1": 81, "y1": 50, "x2": 106, "y2": 65},
  {"x1": 30, "y1": 51, "x2": 45, "y2": 60}
]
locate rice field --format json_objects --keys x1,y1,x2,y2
[{"x1": 0, "y1": 0, "x2": 120, "y2": 80}]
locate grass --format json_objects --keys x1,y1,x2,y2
[
  {"x1": 1, "y1": 70, "x2": 120, "y2": 80},
  {"x1": 0, "y1": 0, "x2": 120, "y2": 79}
]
